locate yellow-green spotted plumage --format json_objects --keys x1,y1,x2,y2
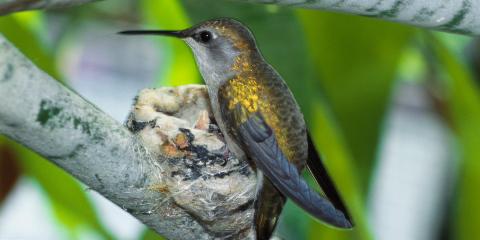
[{"x1": 218, "y1": 52, "x2": 308, "y2": 168}]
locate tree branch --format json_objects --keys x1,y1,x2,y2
[
  {"x1": 0, "y1": 35, "x2": 257, "y2": 239},
  {"x1": 1, "y1": 0, "x2": 479, "y2": 35},
  {"x1": 237, "y1": 0, "x2": 479, "y2": 35},
  {"x1": 0, "y1": 0, "x2": 99, "y2": 16}
]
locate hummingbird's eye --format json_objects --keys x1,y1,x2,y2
[{"x1": 196, "y1": 31, "x2": 213, "y2": 43}]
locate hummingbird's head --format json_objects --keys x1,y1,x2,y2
[{"x1": 119, "y1": 18, "x2": 259, "y2": 88}]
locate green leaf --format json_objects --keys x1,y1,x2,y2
[
  {"x1": 139, "y1": 229, "x2": 166, "y2": 240},
  {"x1": 297, "y1": 10, "x2": 415, "y2": 187},
  {"x1": 427, "y1": 33, "x2": 480, "y2": 240},
  {"x1": 307, "y1": 99, "x2": 371, "y2": 240}
]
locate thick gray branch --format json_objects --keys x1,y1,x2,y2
[
  {"x1": 0, "y1": 35, "x2": 257, "y2": 239},
  {"x1": 237, "y1": 0, "x2": 480, "y2": 35},
  {"x1": 0, "y1": 0, "x2": 98, "y2": 16}
]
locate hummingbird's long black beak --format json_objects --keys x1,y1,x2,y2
[{"x1": 118, "y1": 30, "x2": 187, "y2": 38}]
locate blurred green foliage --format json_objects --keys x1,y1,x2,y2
[
  {"x1": 426, "y1": 33, "x2": 480, "y2": 240},
  {"x1": 299, "y1": 11, "x2": 415, "y2": 187},
  {"x1": 142, "y1": 0, "x2": 200, "y2": 86},
  {"x1": 0, "y1": 0, "x2": 479, "y2": 240}
]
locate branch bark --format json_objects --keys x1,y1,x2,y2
[
  {"x1": 0, "y1": 35, "x2": 257, "y2": 239},
  {"x1": 237, "y1": 0, "x2": 480, "y2": 35},
  {"x1": 1, "y1": 0, "x2": 479, "y2": 35}
]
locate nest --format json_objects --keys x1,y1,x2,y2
[{"x1": 126, "y1": 84, "x2": 257, "y2": 239}]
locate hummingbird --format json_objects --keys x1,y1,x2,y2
[{"x1": 120, "y1": 18, "x2": 353, "y2": 239}]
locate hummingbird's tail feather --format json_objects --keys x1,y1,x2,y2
[
  {"x1": 254, "y1": 176, "x2": 286, "y2": 240},
  {"x1": 306, "y1": 132, "x2": 354, "y2": 226}
]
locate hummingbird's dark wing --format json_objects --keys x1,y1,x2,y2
[
  {"x1": 307, "y1": 133, "x2": 353, "y2": 226},
  {"x1": 220, "y1": 100, "x2": 353, "y2": 229}
]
